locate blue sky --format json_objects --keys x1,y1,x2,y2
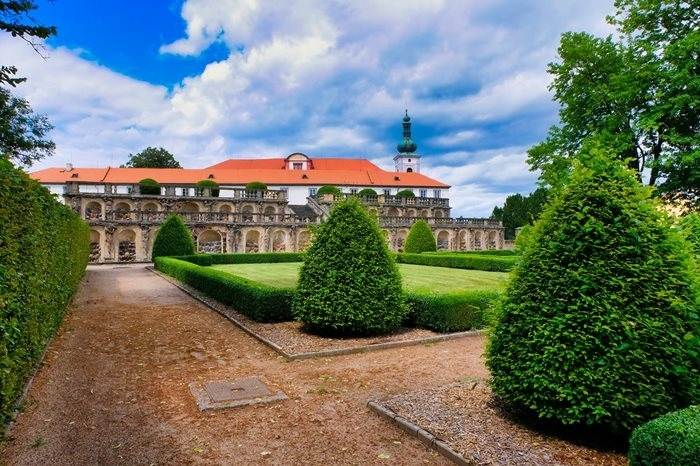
[{"x1": 7, "y1": 0, "x2": 615, "y2": 217}]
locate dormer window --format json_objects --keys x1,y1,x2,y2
[
  {"x1": 208, "y1": 173, "x2": 215, "y2": 179},
  {"x1": 293, "y1": 162, "x2": 303, "y2": 170}
]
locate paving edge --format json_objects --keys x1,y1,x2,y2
[
  {"x1": 367, "y1": 401, "x2": 472, "y2": 466},
  {"x1": 149, "y1": 267, "x2": 484, "y2": 361}
]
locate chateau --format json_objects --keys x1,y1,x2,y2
[{"x1": 30, "y1": 113, "x2": 504, "y2": 262}]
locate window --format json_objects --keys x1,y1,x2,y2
[
  {"x1": 384, "y1": 189, "x2": 391, "y2": 196},
  {"x1": 419, "y1": 189, "x2": 427, "y2": 198},
  {"x1": 433, "y1": 190, "x2": 441, "y2": 199},
  {"x1": 293, "y1": 162, "x2": 303, "y2": 170},
  {"x1": 181, "y1": 188, "x2": 189, "y2": 196},
  {"x1": 309, "y1": 188, "x2": 317, "y2": 196},
  {"x1": 350, "y1": 188, "x2": 358, "y2": 195},
  {"x1": 194, "y1": 188, "x2": 204, "y2": 196}
]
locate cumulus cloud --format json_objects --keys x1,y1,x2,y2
[{"x1": 6, "y1": 0, "x2": 615, "y2": 216}]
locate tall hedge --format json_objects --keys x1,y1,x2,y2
[
  {"x1": 151, "y1": 215, "x2": 196, "y2": 259},
  {"x1": 292, "y1": 197, "x2": 406, "y2": 336},
  {"x1": 486, "y1": 152, "x2": 700, "y2": 437},
  {"x1": 0, "y1": 159, "x2": 89, "y2": 425},
  {"x1": 404, "y1": 219, "x2": 437, "y2": 253}
]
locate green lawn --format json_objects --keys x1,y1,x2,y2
[{"x1": 212, "y1": 262, "x2": 508, "y2": 293}]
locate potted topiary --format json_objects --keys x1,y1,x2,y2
[
  {"x1": 138, "y1": 178, "x2": 161, "y2": 195},
  {"x1": 316, "y1": 185, "x2": 342, "y2": 201},
  {"x1": 195, "y1": 179, "x2": 220, "y2": 197}
]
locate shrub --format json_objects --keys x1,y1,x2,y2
[
  {"x1": 292, "y1": 197, "x2": 407, "y2": 336},
  {"x1": 405, "y1": 290, "x2": 500, "y2": 332},
  {"x1": 678, "y1": 212, "x2": 700, "y2": 259},
  {"x1": 316, "y1": 185, "x2": 342, "y2": 196},
  {"x1": 486, "y1": 151, "x2": 700, "y2": 437},
  {"x1": 628, "y1": 406, "x2": 700, "y2": 466},
  {"x1": 154, "y1": 257, "x2": 293, "y2": 322},
  {"x1": 396, "y1": 189, "x2": 415, "y2": 198},
  {"x1": 357, "y1": 188, "x2": 378, "y2": 197},
  {"x1": 151, "y1": 215, "x2": 196, "y2": 259},
  {"x1": 0, "y1": 159, "x2": 89, "y2": 425},
  {"x1": 404, "y1": 219, "x2": 437, "y2": 253},
  {"x1": 195, "y1": 179, "x2": 220, "y2": 197},
  {"x1": 245, "y1": 181, "x2": 267, "y2": 191},
  {"x1": 138, "y1": 178, "x2": 161, "y2": 195},
  {"x1": 396, "y1": 253, "x2": 517, "y2": 272}
]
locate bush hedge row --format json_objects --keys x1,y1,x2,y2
[
  {"x1": 176, "y1": 252, "x2": 305, "y2": 266},
  {"x1": 154, "y1": 257, "x2": 294, "y2": 322},
  {"x1": 0, "y1": 159, "x2": 90, "y2": 425},
  {"x1": 156, "y1": 255, "x2": 502, "y2": 333},
  {"x1": 397, "y1": 252, "x2": 517, "y2": 272},
  {"x1": 405, "y1": 290, "x2": 500, "y2": 332}
]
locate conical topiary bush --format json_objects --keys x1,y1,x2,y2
[
  {"x1": 151, "y1": 214, "x2": 196, "y2": 259},
  {"x1": 292, "y1": 197, "x2": 406, "y2": 336},
  {"x1": 403, "y1": 219, "x2": 437, "y2": 253},
  {"x1": 486, "y1": 150, "x2": 700, "y2": 437}
]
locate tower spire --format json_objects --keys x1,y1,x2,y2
[
  {"x1": 394, "y1": 110, "x2": 421, "y2": 173},
  {"x1": 396, "y1": 109, "x2": 418, "y2": 154}
]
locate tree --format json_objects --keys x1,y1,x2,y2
[
  {"x1": 528, "y1": 0, "x2": 700, "y2": 207},
  {"x1": 151, "y1": 215, "x2": 195, "y2": 259},
  {"x1": 292, "y1": 197, "x2": 406, "y2": 336},
  {"x1": 487, "y1": 150, "x2": 700, "y2": 437},
  {"x1": 0, "y1": 86, "x2": 54, "y2": 166},
  {"x1": 403, "y1": 219, "x2": 437, "y2": 253},
  {"x1": 491, "y1": 188, "x2": 549, "y2": 240},
  {"x1": 1, "y1": 1, "x2": 56, "y2": 87},
  {"x1": 121, "y1": 147, "x2": 181, "y2": 168}
]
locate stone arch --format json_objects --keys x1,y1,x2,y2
[
  {"x1": 473, "y1": 230, "x2": 483, "y2": 250},
  {"x1": 180, "y1": 202, "x2": 199, "y2": 212},
  {"x1": 89, "y1": 229, "x2": 101, "y2": 262},
  {"x1": 406, "y1": 208, "x2": 416, "y2": 217},
  {"x1": 85, "y1": 201, "x2": 102, "y2": 220},
  {"x1": 198, "y1": 229, "x2": 223, "y2": 253},
  {"x1": 387, "y1": 207, "x2": 400, "y2": 217},
  {"x1": 245, "y1": 230, "x2": 260, "y2": 252},
  {"x1": 459, "y1": 230, "x2": 470, "y2": 251},
  {"x1": 421, "y1": 209, "x2": 429, "y2": 218},
  {"x1": 219, "y1": 204, "x2": 232, "y2": 213},
  {"x1": 272, "y1": 229, "x2": 287, "y2": 252},
  {"x1": 298, "y1": 230, "x2": 311, "y2": 251},
  {"x1": 367, "y1": 208, "x2": 378, "y2": 218},
  {"x1": 434, "y1": 210, "x2": 444, "y2": 218},
  {"x1": 242, "y1": 204, "x2": 255, "y2": 222},
  {"x1": 437, "y1": 230, "x2": 450, "y2": 251},
  {"x1": 396, "y1": 229, "x2": 409, "y2": 252},
  {"x1": 117, "y1": 229, "x2": 137, "y2": 262},
  {"x1": 488, "y1": 230, "x2": 499, "y2": 249},
  {"x1": 114, "y1": 201, "x2": 132, "y2": 221},
  {"x1": 264, "y1": 205, "x2": 277, "y2": 222},
  {"x1": 143, "y1": 202, "x2": 159, "y2": 212}
]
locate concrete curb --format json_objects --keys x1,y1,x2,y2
[
  {"x1": 149, "y1": 267, "x2": 484, "y2": 361},
  {"x1": 367, "y1": 401, "x2": 471, "y2": 466}
]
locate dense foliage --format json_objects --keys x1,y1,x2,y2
[
  {"x1": 0, "y1": 159, "x2": 89, "y2": 425},
  {"x1": 0, "y1": 87, "x2": 55, "y2": 167},
  {"x1": 486, "y1": 152, "x2": 700, "y2": 436},
  {"x1": 405, "y1": 290, "x2": 500, "y2": 333},
  {"x1": 195, "y1": 179, "x2": 220, "y2": 197},
  {"x1": 316, "y1": 185, "x2": 342, "y2": 196},
  {"x1": 395, "y1": 189, "x2": 415, "y2": 198},
  {"x1": 357, "y1": 188, "x2": 377, "y2": 197},
  {"x1": 151, "y1": 215, "x2": 195, "y2": 259},
  {"x1": 628, "y1": 406, "x2": 700, "y2": 466},
  {"x1": 154, "y1": 257, "x2": 293, "y2": 322},
  {"x1": 396, "y1": 252, "x2": 516, "y2": 272},
  {"x1": 491, "y1": 188, "x2": 549, "y2": 239},
  {"x1": 403, "y1": 219, "x2": 437, "y2": 253},
  {"x1": 245, "y1": 181, "x2": 267, "y2": 191},
  {"x1": 292, "y1": 197, "x2": 407, "y2": 336},
  {"x1": 528, "y1": 0, "x2": 700, "y2": 208},
  {"x1": 1, "y1": 1, "x2": 56, "y2": 87},
  {"x1": 678, "y1": 212, "x2": 700, "y2": 259},
  {"x1": 121, "y1": 146, "x2": 181, "y2": 168},
  {"x1": 138, "y1": 178, "x2": 161, "y2": 195}
]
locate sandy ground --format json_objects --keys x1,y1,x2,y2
[{"x1": 0, "y1": 264, "x2": 489, "y2": 466}]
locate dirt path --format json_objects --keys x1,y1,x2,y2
[{"x1": 1, "y1": 264, "x2": 488, "y2": 465}]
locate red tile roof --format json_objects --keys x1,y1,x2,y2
[{"x1": 30, "y1": 157, "x2": 449, "y2": 188}]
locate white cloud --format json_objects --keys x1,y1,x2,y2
[{"x1": 5, "y1": 0, "x2": 615, "y2": 216}]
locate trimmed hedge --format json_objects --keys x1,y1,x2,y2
[
  {"x1": 396, "y1": 189, "x2": 415, "y2": 198},
  {"x1": 138, "y1": 178, "x2": 161, "y2": 195},
  {"x1": 195, "y1": 179, "x2": 220, "y2": 197},
  {"x1": 154, "y1": 257, "x2": 293, "y2": 322},
  {"x1": 151, "y1": 215, "x2": 196, "y2": 259},
  {"x1": 405, "y1": 290, "x2": 500, "y2": 333},
  {"x1": 397, "y1": 253, "x2": 517, "y2": 272},
  {"x1": 429, "y1": 249, "x2": 519, "y2": 256},
  {"x1": 404, "y1": 219, "x2": 437, "y2": 253},
  {"x1": 357, "y1": 188, "x2": 377, "y2": 197},
  {"x1": 177, "y1": 252, "x2": 305, "y2": 266},
  {"x1": 245, "y1": 181, "x2": 267, "y2": 191},
  {"x1": 0, "y1": 159, "x2": 89, "y2": 425},
  {"x1": 316, "y1": 185, "x2": 342, "y2": 196},
  {"x1": 629, "y1": 406, "x2": 700, "y2": 466}
]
